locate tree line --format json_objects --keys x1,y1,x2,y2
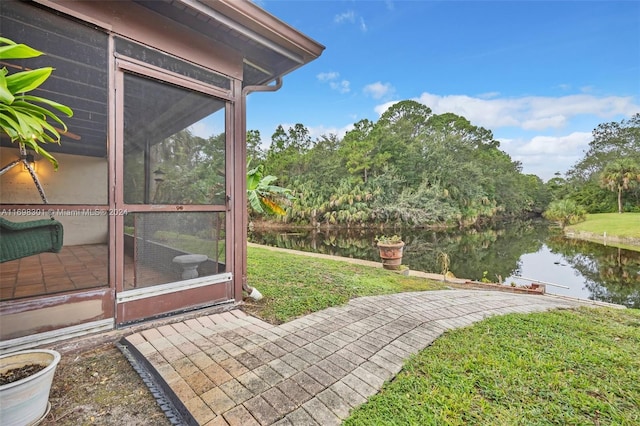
[
  {"x1": 248, "y1": 100, "x2": 551, "y2": 229},
  {"x1": 544, "y1": 113, "x2": 640, "y2": 226},
  {"x1": 139, "y1": 101, "x2": 638, "y2": 229},
  {"x1": 251, "y1": 104, "x2": 639, "y2": 229}
]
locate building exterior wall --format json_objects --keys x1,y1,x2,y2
[
  {"x1": 1, "y1": 0, "x2": 244, "y2": 343},
  {"x1": 1, "y1": 0, "x2": 323, "y2": 348}
]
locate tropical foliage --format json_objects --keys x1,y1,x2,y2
[
  {"x1": 247, "y1": 161, "x2": 294, "y2": 216},
  {"x1": 258, "y1": 100, "x2": 548, "y2": 229},
  {"x1": 140, "y1": 104, "x2": 637, "y2": 228},
  {"x1": 543, "y1": 199, "x2": 587, "y2": 229},
  {"x1": 0, "y1": 38, "x2": 73, "y2": 170},
  {"x1": 599, "y1": 158, "x2": 640, "y2": 213},
  {"x1": 565, "y1": 114, "x2": 640, "y2": 213}
]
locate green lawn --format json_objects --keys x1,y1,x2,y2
[
  {"x1": 344, "y1": 307, "x2": 640, "y2": 426},
  {"x1": 566, "y1": 213, "x2": 640, "y2": 251},
  {"x1": 245, "y1": 246, "x2": 640, "y2": 425},
  {"x1": 246, "y1": 245, "x2": 447, "y2": 324},
  {"x1": 567, "y1": 212, "x2": 640, "y2": 239}
]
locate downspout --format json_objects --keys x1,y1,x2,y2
[{"x1": 240, "y1": 77, "x2": 283, "y2": 301}]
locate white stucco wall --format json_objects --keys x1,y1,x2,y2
[{"x1": 0, "y1": 147, "x2": 109, "y2": 245}]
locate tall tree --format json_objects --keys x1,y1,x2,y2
[
  {"x1": 426, "y1": 112, "x2": 496, "y2": 149},
  {"x1": 265, "y1": 123, "x2": 312, "y2": 183},
  {"x1": 599, "y1": 158, "x2": 640, "y2": 213},
  {"x1": 567, "y1": 114, "x2": 640, "y2": 213},
  {"x1": 568, "y1": 114, "x2": 640, "y2": 182},
  {"x1": 246, "y1": 129, "x2": 265, "y2": 164},
  {"x1": 339, "y1": 119, "x2": 375, "y2": 182},
  {"x1": 373, "y1": 100, "x2": 433, "y2": 187}
]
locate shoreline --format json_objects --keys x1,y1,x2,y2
[{"x1": 564, "y1": 230, "x2": 640, "y2": 252}]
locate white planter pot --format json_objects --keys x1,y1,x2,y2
[{"x1": 0, "y1": 349, "x2": 61, "y2": 426}]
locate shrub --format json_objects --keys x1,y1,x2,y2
[{"x1": 543, "y1": 199, "x2": 587, "y2": 228}]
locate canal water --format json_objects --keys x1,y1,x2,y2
[{"x1": 248, "y1": 221, "x2": 640, "y2": 308}]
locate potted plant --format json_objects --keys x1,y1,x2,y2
[
  {"x1": 0, "y1": 349, "x2": 61, "y2": 426},
  {"x1": 376, "y1": 235, "x2": 405, "y2": 270}
]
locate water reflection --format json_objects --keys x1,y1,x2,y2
[
  {"x1": 248, "y1": 221, "x2": 640, "y2": 308},
  {"x1": 545, "y1": 237, "x2": 640, "y2": 308}
]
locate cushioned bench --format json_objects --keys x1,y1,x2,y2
[{"x1": 0, "y1": 217, "x2": 64, "y2": 263}]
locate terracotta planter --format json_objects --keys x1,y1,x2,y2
[
  {"x1": 377, "y1": 241, "x2": 405, "y2": 270},
  {"x1": 0, "y1": 349, "x2": 61, "y2": 426}
]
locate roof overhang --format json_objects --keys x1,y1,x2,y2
[
  {"x1": 134, "y1": 0, "x2": 325, "y2": 86},
  {"x1": 1, "y1": 0, "x2": 324, "y2": 157}
]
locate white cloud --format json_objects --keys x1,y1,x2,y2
[
  {"x1": 375, "y1": 92, "x2": 640, "y2": 131},
  {"x1": 334, "y1": 10, "x2": 367, "y2": 32},
  {"x1": 477, "y1": 91, "x2": 500, "y2": 99},
  {"x1": 334, "y1": 11, "x2": 355, "y2": 24},
  {"x1": 521, "y1": 115, "x2": 567, "y2": 130},
  {"x1": 317, "y1": 71, "x2": 340, "y2": 82},
  {"x1": 517, "y1": 132, "x2": 592, "y2": 155},
  {"x1": 363, "y1": 82, "x2": 394, "y2": 99},
  {"x1": 374, "y1": 100, "x2": 398, "y2": 116},
  {"x1": 330, "y1": 80, "x2": 351, "y2": 94},
  {"x1": 189, "y1": 122, "x2": 217, "y2": 139},
  {"x1": 317, "y1": 71, "x2": 350, "y2": 93},
  {"x1": 308, "y1": 124, "x2": 354, "y2": 140},
  {"x1": 498, "y1": 132, "x2": 592, "y2": 180},
  {"x1": 360, "y1": 17, "x2": 367, "y2": 32}
]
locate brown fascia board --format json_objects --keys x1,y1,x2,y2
[{"x1": 196, "y1": 0, "x2": 325, "y2": 63}]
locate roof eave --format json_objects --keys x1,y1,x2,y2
[{"x1": 187, "y1": 0, "x2": 325, "y2": 64}]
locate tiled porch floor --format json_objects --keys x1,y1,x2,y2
[{"x1": 0, "y1": 244, "x2": 175, "y2": 301}]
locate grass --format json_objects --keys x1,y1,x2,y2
[
  {"x1": 566, "y1": 213, "x2": 640, "y2": 252},
  {"x1": 344, "y1": 307, "x2": 640, "y2": 426},
  {"x1": 153, "y1": 230, "x2": 226, "y2": 259},
  {"x1": 567, "y1": 213, "x2": 640, "y2": 239},
  {"x1": 244, "y1": 246, "x2": 640, "y2": 425},
  {"x1": 246, "y1": 245, "x2": 447, "y2": 324}
]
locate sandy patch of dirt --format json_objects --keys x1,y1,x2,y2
[{"x1": 40, "y1": 344, "x2": 171, "y2": 426}]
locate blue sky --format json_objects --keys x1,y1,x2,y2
[{"x1": 245, "y1": 1, "x2": 640, "y2": 181}]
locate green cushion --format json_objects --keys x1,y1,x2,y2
[{"x1": 0, "y1": 217, "x2": 64, "y2": 262}]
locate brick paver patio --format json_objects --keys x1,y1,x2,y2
[{"x1": 123, "y1": 290, "x2": 588, "y2": 425}]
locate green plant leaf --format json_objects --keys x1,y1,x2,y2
[
  {"x1": 247, "y1": 171, "x2": 261, "y2": 190},
  {"x1": 6, "y1": 68, "x2": 52, "y2": 94},
  {"x1": 20, "y1": 95, "x2": 73, "y2": 117},
  {"x1": 0, "y1": 114, "x2": 20, "y2": 139},
  {"x1": 248, "y1": 191, "x2": 265, "y2": 214},
  {"x1": 0, "y1": 39, "x2": 70, "y2": 170},
  {"x1": 13, "y1": 100, "x2": 69, "y2": 129},
  {"x1": 259, "y1": 175, "x2": 278, "y2": 186},
  {"x1": 0, "y1": 42, "x2": 43, "y2": 60},
  {"x1": 0, "y1": 70, "x2": 14, "y2": 103}
]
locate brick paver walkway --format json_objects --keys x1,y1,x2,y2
[{"x1": 123, "y1": 290, "x2": 586, "y2": 425}]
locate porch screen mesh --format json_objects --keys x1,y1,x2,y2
[{"x1": 124, "y1": 212, "x2": 226, "y2": 290}]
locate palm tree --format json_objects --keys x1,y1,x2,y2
[{"x1": 599, "y1": 159, "x2": 640, "y2": 213}]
